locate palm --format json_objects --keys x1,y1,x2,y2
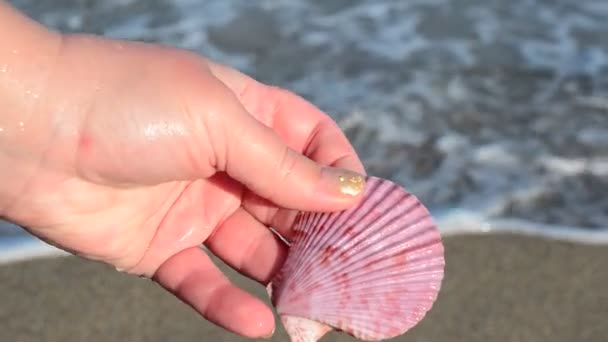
[{"x1": 23, "y1": 172, "x2": 256, "y2": 276}]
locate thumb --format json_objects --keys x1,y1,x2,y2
[{"x1": 209, "y1": 93, "x2": 366, "y2": 212}]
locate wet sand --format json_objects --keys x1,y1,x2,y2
[{"x1": 1, "y1": 234, "x2": 606, "y2": 342}]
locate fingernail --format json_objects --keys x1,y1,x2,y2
[{"x1": 321, "y1": 168, "x2": 366, "y2": 197}]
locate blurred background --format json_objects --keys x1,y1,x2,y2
[{"x1": 1, "y1": 1, "x2": 607, "y2": 341}]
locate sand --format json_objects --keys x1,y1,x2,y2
[{"x1": 1, "y1": 234, "x2": 607, "y2": 342}]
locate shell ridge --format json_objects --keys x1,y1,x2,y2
[
  {"x1": 329, "y1": 236, "x2": 443, "y2": 290},
  {"x1": 275, "y1": 212, "x2": 324, "y2": 302},
  {"x1": 278, "y1": 209, "x2": 355, "y2": 307},
  {"x1": 306, "y1": 260, "x2": 444, "y2": 298},
  {"x1": 307, "y1": 209, "x2": 354, "y2": 254},
  {"x1": 299, "y1": 257, "x2": 444, "y2": 304},
  {"x1": 339, "y1": 208, "x2": 437, "y2": 271},
  {"x1": 279, "y1": 179, "x2": 432, "y2": 307},
  {"x1": 280, "y1": 209, "x2": 440, "y2": 315},
  {"x1": 282, "y1": 210, "x2": 344, "y2": 298},
  {"x1": 315, "y1": 179, "x2": 406, "y2": 260},
  {"x1": 325, "y1": 188, "x2": 413, "y2": 260},
  {"x1": 331, "y1": 196, "x2": 425, "y2": 269},
  {"x1": 313, "y1": 176, "x2": 390, "y2": 252},
  {"x1": 304, "y1": 248, "x2": 443, "y2": 297},
  {"x1": 308, "y1": 286, "x2": 442, "y2": 337},
  {"x1": 284, "y1": 183, "x2": 392, "y2": 296},
  {"x1": 298, "y1": 194, "x2": 428, "y2": 289},
  {"x1": 279, "y1": 213, "x2": 305, "y2": 277},
  {"x1": 357, "y1": 196, "x2": 425, "y2": 244},
  {"x1": 301, "y1": 287, "x2": 442, "y2": 316},
  {"x1": 289, "y1": 212, "x2": 321, "y2": 266},
  {"x1": 269, "y1": 176, "x2": 445, "y2": 342},
  {"x1": 402, "y1": 235, "x2": 446, "y2": 263},
  {"x1": 272, "y1": 212, "x2": 317, "y2": 302},
  {"x1": 283, "y1": 239, "x2": 443, "y2": 333},
  {"x1": 292, "y1": 212, "x2": 328, "y2": 264},
  {"x1": 309, "y1": 265, "x2": 444, "y2": 302},
  {"x1": 339, "y1": 218, "x2": 440, "y2": 275},
  {"x1": 331, "y1": 183, "x2": 416, "y2": 252},
  {"x1": 280, "y1": 225, "x2": 441, "y2": 319},
  {"x1": 311, "y1": 287, "x2": 442, "y2": 310}
]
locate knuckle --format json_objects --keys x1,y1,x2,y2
[
  {"x1": 277, "y1": 146, "x2": 299, "y2": 184},
  {"x1": 263, "y1": 145, "x2": 299, "y2": 202}
]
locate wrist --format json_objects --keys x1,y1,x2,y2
[{"x1": 0, "y1": 2, "x2": 63, "y2": 218}]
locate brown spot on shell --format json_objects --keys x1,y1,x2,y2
[
  {"x1": 320, "y1": 245, "x2": 338, "y2": 266},
  {"x1": 394, "y1": 250, "x2": 409, "y2": 266},
  {"x1": 335, "y1": 272, "x2": 351, "y2": 290},
  {"x1": 309, "y1": 281, "x2": 322, "y2": 292},
  {"x1": 337, "y1": 249, "x2": 350, "y2": 263},
  {"x1": 363, "y1": 259, "x2": 378, "y2": 272},
  {"x1": 337, "y1": 272, "x2": 349, "y2": 282}
]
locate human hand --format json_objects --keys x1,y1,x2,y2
[{"x1": 0, "y1": 7, "x2": 366, "y2": 339}]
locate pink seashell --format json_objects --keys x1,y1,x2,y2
[{"x1": 268, "y1": 176, "x2": 445, "y2": 342}]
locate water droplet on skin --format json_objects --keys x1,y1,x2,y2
[
  {"x1": 0, "y1": 65, "x2": 7, "y2": 73},
  {"x1": 11, "y1": 49, "x2": 18, "y2": 55},
  {"x1": 24, "y1": 89, "x2": 39, "y2": 99}
]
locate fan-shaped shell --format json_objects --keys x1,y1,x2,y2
[{"x1": 269, "y1": 176, "x2": 445, "y2": 341}]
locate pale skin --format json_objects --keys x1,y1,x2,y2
[{"x1": 0, "y1": 2, "x2": 367, "y2": 339}]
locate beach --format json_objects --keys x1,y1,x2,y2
[{"x1": 2, "y1": 234, "x2": 606, "y2": 342}]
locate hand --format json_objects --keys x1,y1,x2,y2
[{"x1": 0, "y1": 30, "x2": 366, "y2": 338}]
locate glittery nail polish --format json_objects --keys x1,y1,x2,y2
[{"x1": 321, "y1": 168, "x2": 366, "y2": 197}]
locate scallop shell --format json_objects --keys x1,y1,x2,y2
[{"x1": 268, "y1": 176, "x2": 445, "y2": 342}]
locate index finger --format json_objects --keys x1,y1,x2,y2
[{"x1": 207, "y1": 61, "x2": 365, "y2": 174}]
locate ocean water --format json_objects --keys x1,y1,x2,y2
[{"x1": 2, "y1": 0, "x2": 608, "y2": 263}]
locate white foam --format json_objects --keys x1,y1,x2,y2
[
  {"x1": 0, "y1": 236, "x2": 68, "y2": 265},
  {"x1": 436, "y1": 209, "x2": 608, "y2": 245},
  {"x1": 539, "y1": 156, "x2": 608, "y2": 177}
]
